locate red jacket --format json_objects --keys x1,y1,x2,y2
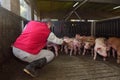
[{"x1": 13, "y1": 21, "x2": 51, "y2": 55}]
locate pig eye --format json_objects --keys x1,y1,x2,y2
[{"x1": 97, "y1": 48, "x2": 101, "y2": 50}]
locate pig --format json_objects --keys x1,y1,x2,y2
[
  {"x1": 82, "y1": 36, "x2": 95, "y2": 56},
  {"x1": 75, "y1": 34, "x2": 81, "y2": 41},
  {"x1": 107, "y1": 37, "x2": 120, "y2": 57},
  {"x1": 73, "y1": 38, "x2": 83, "y2": 55},
  {"x1": 47, "y1": 42, "x2": 59, "y2": 56},
  {"x1": 94, "y1": 38, "x2": 108, "y2": 61},
  {"x1": 63, "y1": 37, "x2": 74, "y2": 56},
  {"x1": 63, "y1": 37, "x2": 82, "y2": 56},
  {"x1": 107, "y1": 37, "x2": 120, "y2": 63},
  {"x1": 75, "y1": 34, "x2": 87, "y2": 55},
  {"x1": 75, "y1": 34, "x2": 86, "y2": 43}
]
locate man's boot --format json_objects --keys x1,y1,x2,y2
[{"x1": 23, "y1": 57, "x2": 47, "y2": 77}]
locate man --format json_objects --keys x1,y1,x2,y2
[{"x1": 12, "y1": 18, "x2": 64, "y2": 77}]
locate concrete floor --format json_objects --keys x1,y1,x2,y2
[{"x1": 0, "y1": 54, "x2": 120, "y2": 80}]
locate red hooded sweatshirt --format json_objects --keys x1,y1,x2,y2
[{"x1": 13, "y1": 21, "x2": 51, "y2": 55}]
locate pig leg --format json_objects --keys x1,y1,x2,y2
[
  {"x1": 70, "y1": 48, "x2": 73, "y2": 56},
  {"x1": 82, "y1": 48, "x2": 87, "y2": 55},
  {"x1": 78, "y1": 47, "x2": 81, "y2": 55},
  {"x1": 107, "y1": 51, "x2": 110, "y2": 57},
  {"x1": 64, "y1": 46, "x2": 68, "y2": 54},
  {"x1": 47, "y1": 47, "x2": 50, "y2": 50},
  {"x1": 53, "y1": 46, "x2": 58, "y2": 56},
  {"x1": 61, "y1": 45, "x2": 64, "y2": 52},
  {"x1": 47, "y1": 45, "x2": 53, "y2": 51},
  {"x1": 117, "y1": 56, "x2": 120, "y2": 64},
  {"x1": 112, "y1": 49, "x2": 116, "y2": 58},
  {"x1": 93, "y1": 50, "x2": 97, "y2": 60},
  {"x1": 73, "y1": 46, "x2": 77, "y2": 55},
  {"x1": 117, "y1": 55, "x2": 120, "y2": 64},
  {"x1": 91, "y1": 48, "x2": 94, "y2": 56},
  {"x1": 86, "y1": 50, "x2": 89, "y2": 54},
  {"x1": 117, "y1": 52, "x2": 120, "y2": 63},
  {"x1": 103, "y1": 57, "x2": 106, "y2": 61}
]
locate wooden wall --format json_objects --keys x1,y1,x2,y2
[{"x1": 0, "y1": 7, "x2": 24, "y2": 64}]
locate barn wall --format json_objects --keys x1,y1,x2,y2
[
  {"x1": 52, "y1": 21, "x2": 91, "y2": 38},
  {"x1": 95, "y1": 18, "x2": 120, "y2": 38},
  {"x1": 11, "y1": 0, "x2": 20, "y2": 16},
  {"x1": 0, "y1": 7, "x2": 25, "y2": 64},
  {"x1": 52, "y1": 17, "x2": 120, "y2": 38}
]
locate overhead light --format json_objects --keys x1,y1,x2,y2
[
  {"x1": 73, "y1": 2, "x2": 79, "y2": 7},
  {"x1": 113, "y1": 6, "x2": 120, "y2": 9}
]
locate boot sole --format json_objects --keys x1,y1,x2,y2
[{"x1": 23, "y1": 69, "x2": 35, "y2": 77}]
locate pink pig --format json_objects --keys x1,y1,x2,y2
[
  {"x1": 94, "y1": 38, "x2": 108, "y2": 61},
  {"x1": 47, "y1": 42, "x2": 59, "y2": 56}
]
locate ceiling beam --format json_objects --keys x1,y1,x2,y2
[
  {"x1": 58, "y1": 0, "x2": 120, "y2": 4},
  {"x1": 65, "y1": 0, "x2": 88, "y2": 21}
]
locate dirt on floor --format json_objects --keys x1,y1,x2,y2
[{"x1": 0, "y1": 53, "x2": 120, "y2": 80}]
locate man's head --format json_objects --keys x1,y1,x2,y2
[{"x1": 41, "y1": 18, "x2": 52, "y2": 29}]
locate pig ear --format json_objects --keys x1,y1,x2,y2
[{"x1": 97, "y1": 48, "x2": 101, "y2": 50}]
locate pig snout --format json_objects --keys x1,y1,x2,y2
[
  {"x1": 102, "y1": 53, "x2": 107, "y2": 57},
  {"x1": 84, "y1": 44, "x2": 90, "y2": 49},
  {"x1": 96, "y1": 48, "x2": 107, "y2": 57},
  {"x1": 98, "y1": 51, "x2": 107, "y2": 57}
]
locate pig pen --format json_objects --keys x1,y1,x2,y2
[
  {"x1": 0, "y1": 53, "x2": 120, "y2": 80},
  {"x1": 1, "y1": 4, "x2": 120, "y2": 80}
]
